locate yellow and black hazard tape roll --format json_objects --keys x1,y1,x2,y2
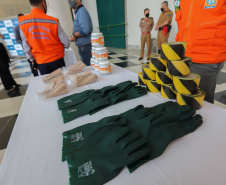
[
  {"x1": 167, "y1": 57, "x2": 192, "y2": 76},
  {"x1": 161, "y1": 85, "x2": 177, "y2": 99},
  {"x1": 172, "y1": 73, "x2": 201, "y2": 95},
  {"x1": 142, "y1": 64, "x2": 156, "y2": 80},
  {"x1": 150, "y1": 55, "x2": 168, "y2": 72},
  {"x1": 138, "y1": 72, "x2": 147, "y2": 86},
  {"x1": 177, "y1": 89, "x2": 206, "y2": 110},
  {"x1": 146, "y1": 80, "x2": 161, "y2": 93},
  {"x1": 161, "y1": 42, "x2": 187, "y2": 60},
  {"x1": 156, "y1": 71, "x2": 173, "y2": 85}
]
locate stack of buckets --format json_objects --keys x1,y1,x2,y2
[
  {"x1": 138, "y1": 42, "x2": 206, "y2": 110},
  {"x1": 91, "y1": 33, "x2": 112, "y2": 75}
]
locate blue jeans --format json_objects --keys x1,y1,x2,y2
[{"x1": 78, "y1": 44, "x2": 92, "y2": 66}]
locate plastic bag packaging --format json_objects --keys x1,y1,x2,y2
[
  {"x1": 67, "y1": 61, "x2": 86, "y2": 75},
  {"x1": 48, "y1": 75, "x2": 65, "y2": 83},
  {"x1": 42, "y1": 69, "x2": 64, "y2": 83},
  {"x1": 46, "y1": 81, "x2": 69, "y2": 98},
  {"x1": 75, "y1": 71, "x2": 97, "y2": 87},
  {"x1": 41, "y1": 82, "x2": 56, "y2": 95},
  {"x1": 64, "y1": 74, "x2": 77, "y2": 91},
  {"x1": 39, "y1": 81, "x2": 69, "y2": 99}
]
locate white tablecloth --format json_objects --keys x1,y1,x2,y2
[
  {"x1": 1, "y1": 65, "x2": 226, "y2": 185},
  {"x1": 64, "y1": 47, "x2": 77, "y2": 67}
]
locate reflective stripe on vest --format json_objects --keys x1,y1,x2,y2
[{"x1": 19, "y1": 19, "x2": 57, "y2": 26}]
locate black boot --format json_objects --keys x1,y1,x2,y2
[{"x1": 158, "y1": 50, "x2": 161, "y2": 54}]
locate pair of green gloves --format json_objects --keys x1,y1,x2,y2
[
  {"x1": 58, "y1": 81, "x2": 147, "y2": 123},
  {"x1": 62, "y1": 101, "x2": 203, "y2": 185}
]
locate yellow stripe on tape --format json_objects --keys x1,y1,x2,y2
[
  {"x1": 166, "y1": 67, "x2": 170, "y2": 74},
  {"x1": 142, "y1": 64, "x2": 156, "y2": 80},
  {"x1": 146, "y1": 80, "x2": 160, "y2": 93},
  {"x1": 150, "y1": 55, "x2": 168, "y2": 71},
  {"x1": 195, "y1": 96, "x2": 205, "y2": 106},
  {"x1": 182, "y1": 42, "x2": 187, "y2": 50},
  {"x1": 177, "y1": 93, "x2": 187, "y2": 106},
  {"x1": 161, "y1": 42, "x2": 187, "y2": 60},
  {"x1": 156, "y1": 72, "x2": 164, "y2": 85},
  {"x1": 173, "y1": 73, "x2": 201, "y2": 94},
  {"x1": 176, "y1": 89, "x2": 206, "y2": 110},
  {"x1": 149, "y1": 62, "x2": 158, "y2": 71},
  {"x1": 159, "y1": 58, "x2": 168, "y2": 67},
  {"x1": 161, "y1": 86, "x2": 169, "y2": 99},
  {"x1": 162, "y1": 44, "x2": 181, "y2": 60},
  {"x1": 170, "y1": 60, "x2": 191, "y2": 76},
  {"x1": 173, "y1": 77, "x2": 191, "y2": 94},
  {"x1": 138, "y1": 72, "x2": 147, "y2": 85},
  {"x1": 194, "y1": 78, "x2": 201, "y2": 86}
]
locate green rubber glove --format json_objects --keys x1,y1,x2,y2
[
  {"x1": 58, "y1": 89, "x2": 98, "y2": 110},
  {"x1": 152, "y1": 101, "x2": 196, "y2": 121},
  {"x1": 121, "y1": 102, "x2": 196, "y2": 124},
  {"x1": 127, "y1": 114, "x2": 203, "y2": 172},
  {"x1": 111, "y1": 85, "x2": 148, "y2": 104},
  {"x1": 97, "y1": 85, "x2": 118, "y2": 95},
  {"x1": 62, "y1": 115, "x2": 124, "y2": 161},
  {"x1": 66, "y1": 126, "x2": 149, "y2": 185},
  {"x1": 61, "y1": 94, "x2": 111, "y2": 123},
  {"x1": 113, "y1": 81, "x2": 138, "y2": 93},
  {"x1": 58, "y1": 81, "x2": 135, "y2": 110}
]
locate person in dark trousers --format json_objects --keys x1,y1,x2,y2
[
  {"x1": 0, "y1": 33, "x2": 20, "y2": 95},
  {"x1": 68, "y1": 0, "x2": 93, "y2": 66},
  {"x1": 13, "y1": 13, "x2": 39, "y2": 77}
]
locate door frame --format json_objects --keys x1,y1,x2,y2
[{"x1": 124, "y1": 0, "x2": 128, "y2": 49}]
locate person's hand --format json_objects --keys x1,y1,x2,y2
[
  {"x1": 155, "y1": 26, "x2": 159, "y2": 31},
  {"x1": 32, "y1": 61, "x2": 38, "y2": 70},
  {"x1": 0, "y1": 34, "x2": 4, "y2": 39},
  {"x1": 70, "y1": 35, "x2": 77, "y2": 42}
]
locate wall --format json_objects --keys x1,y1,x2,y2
[
  {"x1": 82, "y1": 0, "x2": 100, "y2": 33},
  {"x1": 0, "y1": 0, "x2": 31, "y2": 18},
  {"x1": 46, "y1": 0, "x2": 79, "y2": 59},
  {"x1": 83, "y1": 0, "x2": 178, "y2": 50}
]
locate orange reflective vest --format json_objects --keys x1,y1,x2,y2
[
  {"x1": 19, "y1": 8, "x2": 65, "y2": 64},
  {"x1": 175, "y1": 0, "x2": 226, "y2": 64}
]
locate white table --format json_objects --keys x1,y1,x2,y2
[
  {"x1": 64, "y1": 47, "x2": 77, "y2": 67},
  {"x1": 1, "y1": 65, "x2": 226, "y2": 185}
]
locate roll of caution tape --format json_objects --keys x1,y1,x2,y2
[
  {"x1": 142, "y1": 64, "x2": 156, "y2": 80},
  {"x1": 156, "y1": 71, "x2": 173, "y2": 85},
  {"x1": 146, "y1": 80, "x2": 161, "y2": 93},
  {"x1": 161, "y1": 42, "x2": 187, "y2": 60},
  {"x1": 161, "y1": 85, "x2": 177, "y2": 99},
  {"x1": 172, "y1": 73, "x2": 201, "y2": 94},
  {"x1": 167, "y1": 57, "x2": 192, "y2": 76},
  {"x1": 150, "y1": 55, "x2": 168, "y2": 72},
  {"x1": 177, "y1": 89, "x2": 206, "y2": 110},
  {"x1": 138, "y1": 72, "x2": 147, "y2": 86}
]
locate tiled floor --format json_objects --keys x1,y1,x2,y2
[
  {"x1": 0, "y1": 60, "x2": 32, "y2": 165},
  {"x1": 0, "y1": 48, "x2": 226, "y2": 165}
]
